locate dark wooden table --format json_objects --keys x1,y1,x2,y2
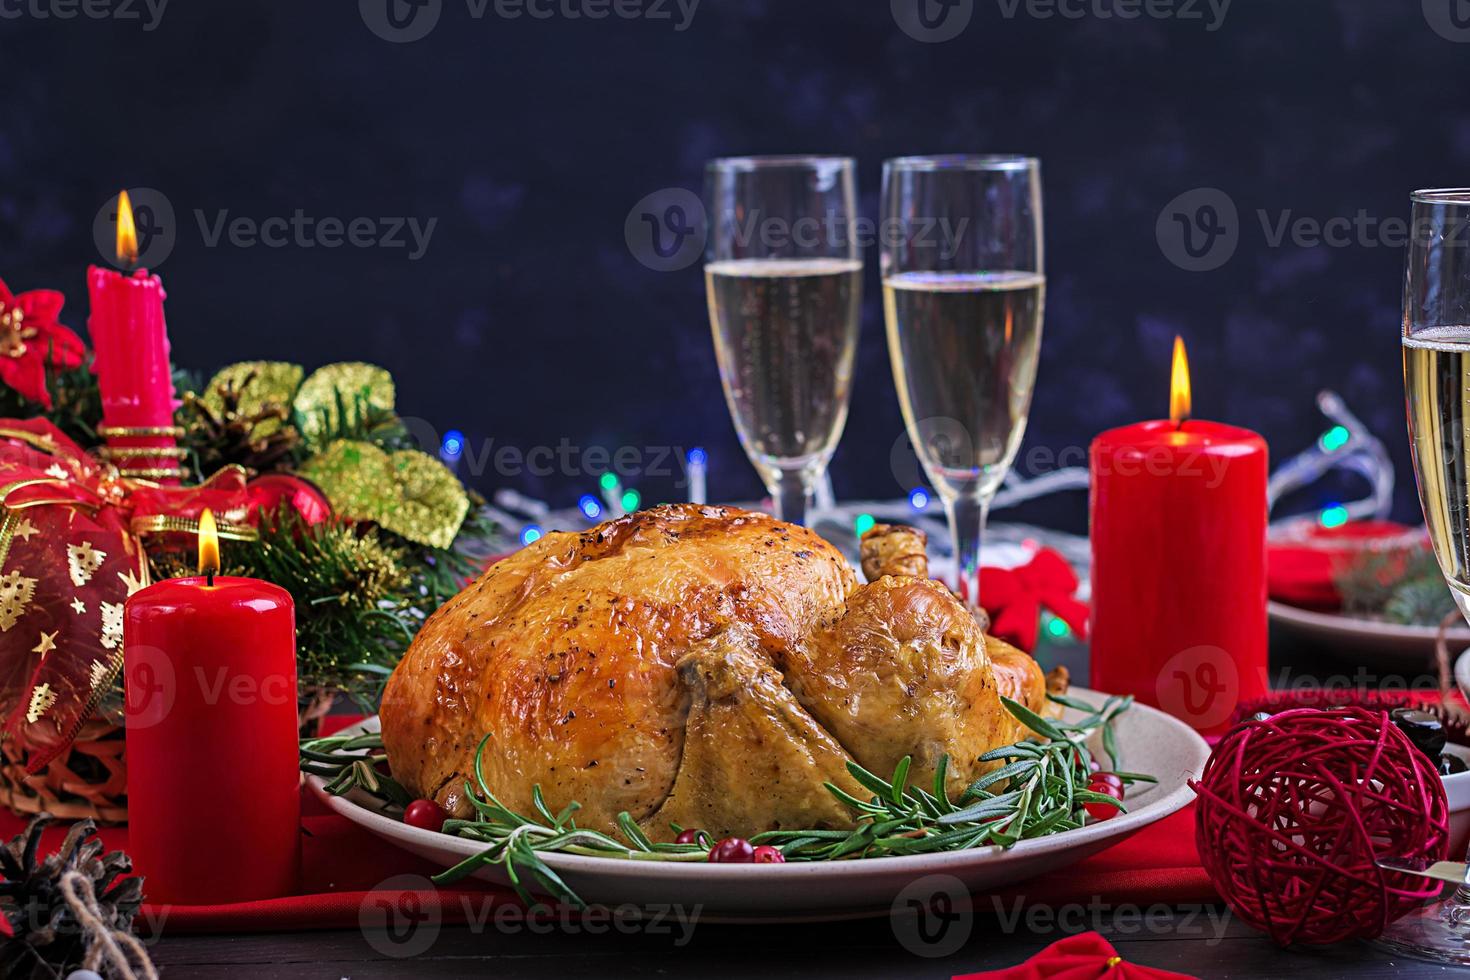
[{"x1": 147, "y1": 628, "x2": 1468, "y2": 978}]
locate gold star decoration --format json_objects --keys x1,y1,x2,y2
[
  {"x1": 31, "y1": 630, "x2": 57, "y2": 656},
  {"x1": 99, "y1": 602, "x2": 123, "y2": 651},
  {"x1": 26, "y1": 682, "x2": 55, "y2": 724},
  {"x1": 88, "y1": 659, "x2": 112, "y2": 692},
  {"x1": 67, "y1": 541, "x2": 106, "y2": 587},
  {"x1": 117, "y1": 567, "x2": 147, "y2": 597},
  {"x1": 70, "y1": 597, "x2": 86, "y2": 615},
  {"x1": 12, "y1": 517, "x2": 36, "y2": 542},
  {"x1": 0, "y1": 570, "x2": 37, "y2": 632}
]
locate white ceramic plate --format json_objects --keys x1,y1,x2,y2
[
  {"x1": 308, "y1": 688, "x2": 1209, "y2": 920},
  {"x1": 1269, "y1": 600, "x2": 1470, "y2": 672}
]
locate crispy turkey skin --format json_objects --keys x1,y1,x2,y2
[{"x1": 379, "y1": 504, "x2": 1050, "y2": 839}]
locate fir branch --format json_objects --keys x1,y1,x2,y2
[
  {"x1": 1336, "y1": 546, "x2": 1456, "y2": 626},
  {"x1": 151, "y1": 509, "x2": 420, "y2": 708},
  {"x1": 296, "y1": 386, "x2": 408, "y2": 453},
  {"x1": 0, "y1": 361, "x2": 104, "y2": 446}
]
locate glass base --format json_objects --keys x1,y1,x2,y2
[{"x1": 1371, "y1": 887, "x2": 1470, "y2": 965}]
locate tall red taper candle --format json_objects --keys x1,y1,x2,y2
[
  {"x1": 88, "y1": 190, "x2": 180, "y2": 483},
  {"x1": 1088, "y1": 338, "x2": 1268, "y2": 734},
  {"x1": 124, "y1": 510, "x2": 300, "y2": 904}
]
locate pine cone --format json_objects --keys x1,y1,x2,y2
[
  {"x1": 182, "y1": 369, "x2": 302, "y2": 476},
  {"x1": 0, "y1": 813, "x2": 144, "y2": 980}
]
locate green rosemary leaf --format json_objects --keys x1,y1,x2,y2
[
  {"x1": 965, "y1": 759, "x2": 1036, "y2": 795},
  {"x1": 1001, "y1": 697, "x2": 1067, "y2": 741},
  {"x1": 1102, "y1": 722, "x2": 1121, "y2": 772},
  {"x1": 1113, "y1": 770, "x2": 1158, "y2": 784},
  {"x1": 617, "y1": 813, "x2": 656, "y2": 852},
  {"x1": 889, "y1": 757, "x2": 912, "y2": 803},
  {"x1": 846, "y1": 762, "x2": 899, "y2": 800}
]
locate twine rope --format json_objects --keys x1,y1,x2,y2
[{"x1": 57, "y1": 870, "x2": 158, "y2": 980}]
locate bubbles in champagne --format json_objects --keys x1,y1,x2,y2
[
  {"x1": 882, "y1": 271, "x2": 1045, "y2": 499},
  {"x1": 1404, "y1": 328, "x2": 1470, "y2": 617},
  {"x1": 705, "y1": 259, "x2": 863, "y2": 485}
]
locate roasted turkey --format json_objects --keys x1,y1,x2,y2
[{"x1": 380, "y1": 504, "x2": 1056, "y2": 840}]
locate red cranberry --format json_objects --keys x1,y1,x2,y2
[
  {"x1": 751, "y1": 845, "x2": 785, "y2": 864},
  {"x1": 404, "y1": 798, "x2": 447, "y2": 833},
  {"x1": 675, "y1": 829, "x2": 705, "y2": 846},
  {"x1": 708, "y1": 837, "x2": 754, "y2": 863},
  {"x1": 1083, "y1": 774, "x2": 1124, "y2": 821}
]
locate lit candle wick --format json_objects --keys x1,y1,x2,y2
[
  {"x1": 115, "y1": 190, "x2": 139, "y2": 269},
  {"x1": 1169, "y1": 335, "x2": 1192, "y2": 430},
  {"x1": 198, "y1": 508, "x2": 220, "y2": 587}
]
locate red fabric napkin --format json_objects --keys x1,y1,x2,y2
[
  {"x1": 1267, "y1": 520, "x2": 1422, "y2": 611},
  {"x1": 953, "y1": 932, "x2": 1200, "y2": 979},
  {"x1": 0, "y1": 802, "x2": 1212, "y2": 935}
]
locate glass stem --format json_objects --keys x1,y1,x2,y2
[
  {"x1": 770, "y1": 470, "x2": 812, "y2": 527},
  {"x1": 945, "y1": 494, "x2": 989, "y2": 608}
]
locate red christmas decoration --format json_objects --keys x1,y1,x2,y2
[
  {"x1": 954, "y1": 932, "x2": 1198, "y2": 979},
  {"x1": 0, "y1": 279, "x2": 85, "y2": 410},
  {"x1": 244, "y1": 472, "x2": 332, "y2": 528},
  {"x1": 1191, "y1": 707, "x2": 1450, "y2": 946},
  {"x1": 977, "y1": 548, "x2": 1089, "y2": 651},
  {"x1": 0, "y1": 419, "x2": 252, "y2": 770}
]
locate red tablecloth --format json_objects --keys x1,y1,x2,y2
[{"x1": 0, "y1": 797, "x2": 1213, "y2": 935}]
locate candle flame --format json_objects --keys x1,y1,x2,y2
[
  {"x1": 198, "y1": 508, "x2": 220, "y2": 578},
  {"x1": 115, "y1": 190, "x2": 138, "y2": 266},
  {"x1": 1169, "y1": 335, "x2": 1192, "y2": 426}
]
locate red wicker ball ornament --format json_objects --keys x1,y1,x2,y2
[{"x1": 1190, "y1": 707, "x2": 1450, "y2": 946}]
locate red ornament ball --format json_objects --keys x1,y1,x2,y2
[
  {"x1": 1191, "y1": 707, "x2": 1449, "y2": 946},
  {"x1": 404, "y1": 798, "x2": 447, "y2": 833},
  {"x1": 244, "y1": 473, "x2": 332, "y2": 528}
]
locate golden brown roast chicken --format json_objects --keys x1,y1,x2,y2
[{"x1": 380, "y1": 504, "x2": 1056, "y2": 840}]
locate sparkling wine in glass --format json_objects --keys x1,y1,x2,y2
[
  {"x1": 704, "y1": 157, "x2": 862, "y2": 526},
  {"x1": 880, "y1": 156, "x2": 1044, "y2": 605},
  {"x1": 1380, "y1": 188, "x2": 1470, "y2": 964}
]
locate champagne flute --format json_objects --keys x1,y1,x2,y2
[
  {"x1": 1381, "y1": 188, "x2": 1470, "y2": 963},
  {"x1": 880, "y1": 156, "x2": 1044, "y2": 605},
  {"x1": 704, "y1": 156, "x2": 862, "y2": 526}
]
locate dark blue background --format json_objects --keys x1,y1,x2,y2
[{"x1": 0, "y1": 0, "x2": 1463, "y2": 528}]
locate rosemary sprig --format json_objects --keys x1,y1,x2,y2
[{"x1": 301, "y1": 693, "x2": 1155, "y2": 907}]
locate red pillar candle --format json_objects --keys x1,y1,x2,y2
[
  {"x1": 124, "y1": 510, "x2": 299, "y2": 905},
  {"x1": 87, "y1": 190, "x2": 181, "y2": 483},
  {"x1": 1089, "y1": 339, "x2": 1268, "y2": 734}
]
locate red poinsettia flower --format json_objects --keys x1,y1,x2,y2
[{"x1": 0, "y1": 279, "x2": 86, "y2": 410}]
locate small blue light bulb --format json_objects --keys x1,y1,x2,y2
[{"x1": 441, "y1": 429, "x2": 465, "y2": 458}]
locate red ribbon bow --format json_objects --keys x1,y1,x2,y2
[
  {"x1": 978, "y1": 548, "x2": 1089, "y2": 652},
  {"x1": 0, "y1": 419, "x2": 253, "y2": 770},
  {"x1": 953, "y1": 932, "x2": 1199, "y2": 979}
]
